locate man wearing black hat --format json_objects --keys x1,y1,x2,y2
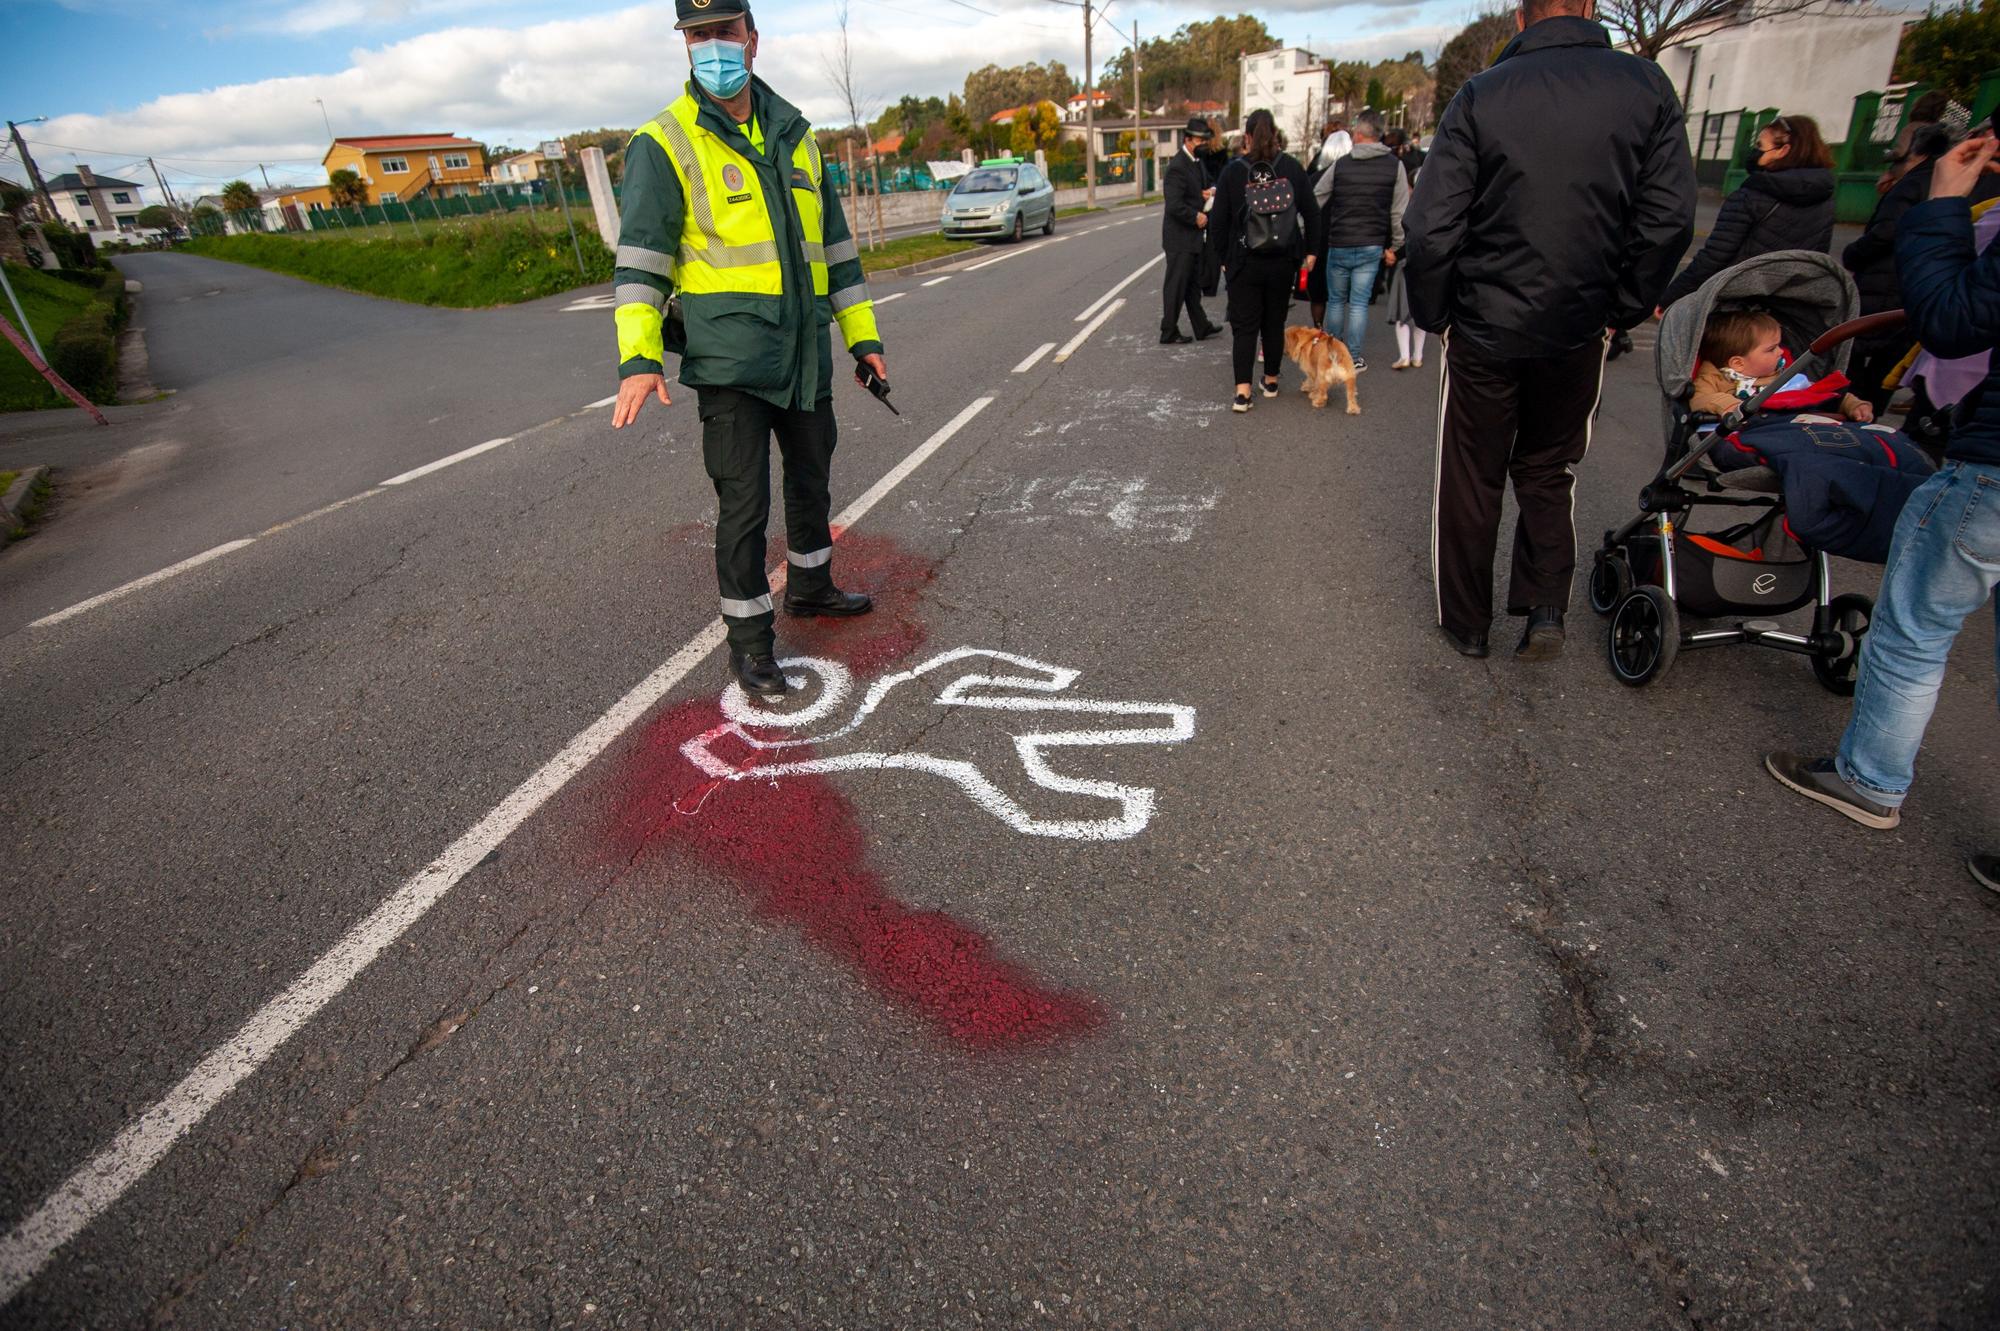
[
  {"x1": 611, "y1": 0, "x2": 887, "y2": 698},
  {"x1": 1160, "y1": 117, "x2": 1222, "y2": 345}
]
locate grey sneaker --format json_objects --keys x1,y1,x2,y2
[
  {"x1": 1763, "y1": 752, "x2": 1900, "y2": 829},
  {"x1": 1969, "y1": 854, "x2": 2000, "y2": 894}
]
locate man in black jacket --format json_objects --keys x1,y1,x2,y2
[
  {"x1": 1405, "y1": 0, "x2": 1695, "y2": 660},
  {"x1": 1160, "y1": 117, "x2": 1221, "y2": 344}
]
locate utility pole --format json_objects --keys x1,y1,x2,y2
[
  {"x1": 1132, "y1": 21, "x2": 1143, "y2": 200},
  {"x1": 144, "y1": 158, "x2": 189, "y2": 236},
  {"x1": 313, "y1": 97, "x2": 333, "y2": 142},
  {"x1": 258, "y1": 163, "x2": 273, "y2": 190},
  {"x1": 1082, "y1": 0, "x2": 1096, "y2": 210},
  {"x1": 7, "y1": 118, "x2": 54, "y2": 222}
]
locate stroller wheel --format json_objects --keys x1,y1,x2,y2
[
  {"x1": 1588, "y1": 550, "x2": 1632, "y2": 617},
  {"x1": 1608, "y1": 586, "x2": 1679, "y2": 687},
  {"x1": 1810, "y1": 593, "x2": 1874, "y2": 696}
]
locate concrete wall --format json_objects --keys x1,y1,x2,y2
[{"x1": 1659, "y1": 6, "x2": 1907, "y2": 132}]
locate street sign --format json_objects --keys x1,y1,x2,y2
[{"x1": 538, "y1": 140, "x2": 565, "y2": 159}]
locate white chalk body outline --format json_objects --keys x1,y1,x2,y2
[{"x1": 681, "y1": 647, "x2": 1196, "y2": 841}]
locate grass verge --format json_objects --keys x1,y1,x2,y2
[
  {"x1": 859, "y1": 233, "x2": 978, "y2": 272},
  {"x1": 183, "y1": 214, "x2": 613, "y2": 307},
  {"x1": 1, "y1": 265, "x2": 123, "y2": 411},
  {"x1": 2, "y1": 468, "x2": 53, "y2": 543}
]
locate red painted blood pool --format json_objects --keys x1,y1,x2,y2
[{"x1": 603, "y1": 532, "x2": 1101, "y2": 1050}]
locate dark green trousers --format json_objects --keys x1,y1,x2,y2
[{"x1": 696, "y1": 387, "x2": 838, "y2": 653}]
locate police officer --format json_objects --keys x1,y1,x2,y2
[{"x1": 612, "y1": 0, "x2": 887, "y2": 698}]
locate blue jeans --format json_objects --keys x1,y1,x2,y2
[
  {"x1": 1322, "y1": 245, "x2": 1384, "y2": 354},
  {"x1": 1837, "y1": 461, "x2": 2000, "y2": 806}
]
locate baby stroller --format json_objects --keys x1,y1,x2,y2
[{"x1": 1587, "y1": 251, "x2": 1908, "y2": 692}]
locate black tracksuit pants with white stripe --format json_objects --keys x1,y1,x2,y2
[
  {"x1": 697, "y1": 386, "x2": 838, "y2": 654},
  {"x1": 1432, "y1": 334, "x2": 1607, "y2": 636}
]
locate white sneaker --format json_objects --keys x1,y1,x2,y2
[
  {"x1": 1412, "y1": 358, "x2": 1423, "y2": 369},
  {"x1": 1391, "y1": 358, "x2": 1411, "y2": 370}
]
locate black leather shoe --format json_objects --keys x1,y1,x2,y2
[
  {"x1": 1442, "y1": 625, "x2": 1489, "y2": 658},
  {"x1": 730, "y1": 649, "x2": 789, "y2": 696},
  {"x1": 1159, "y1": 330, "x2": 1190, "y2": 345},
  {"x1": 1517, "y1": 607, "x2": 1566, "y2": 661},
  {"x1": 1194, "y1": 324, "x2": 1223, "y2": 341},
  {"x1": 783, "y1": 586, "x2": 873, "y2": 617}
]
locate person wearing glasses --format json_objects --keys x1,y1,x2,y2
[{"x1": 1655, "y1": 114, "x2": 1836, "y2": 313}]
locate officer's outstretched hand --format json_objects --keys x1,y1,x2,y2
[{"x1": 612, "y1": 372, "x2": 672, "y2": 429}]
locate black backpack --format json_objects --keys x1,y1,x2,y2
[{"x1": 1243, "y1": 161, "x2": 1299, "y2": 256}]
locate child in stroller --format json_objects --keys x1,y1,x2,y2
[{"x1": 1589, "y1": 250, "x2": 1930, "y2": 690}]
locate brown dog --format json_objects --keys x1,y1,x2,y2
[{"x1": 1282, "y1": 326, "x2": 1360, "y2": 414}]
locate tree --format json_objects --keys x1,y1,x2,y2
[
  {"x1": 0, "y1": 178, "x2": 30, "y2": 216},
  {"x1": 328, "y1": 168, "x2": 367, "y2": 209},
  {"x1": 1327, "y1": 61, "x2": 1371, "y2": 114},
  {"x1": 220, "y1": 180, "x2": 259, "y2": 214},
  {"x1": 1101, "y1": 14, "x2": 1276, "y2": 111},
  {"x1": 1365, "y1": 78, "x2": 1386, "y2": 110},
  {"x1": 1434, "y1": 12, "x2": 1516, "y2": 112},
  {"x1": 1895, "y1": 0, "x2": 2000, "y2": 104},
  {"x1": 1598, "y1": 0, "x2": 1819, "y2": 61},
  {"x1": 963, "y1": 62, "x2": 1075, "y2": 123},
  {"x1": 821, "y1": 0, "x2": 884, "y2": 245},
  {"x1": 1007, "y1": 100, "x2": 1062, "y2": 157},
  {"x1": 135, "y1": 204, "x2": 176, "y2": 233}
]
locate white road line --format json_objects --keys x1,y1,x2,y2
[
  {"x1": 0, "y1": 393, "x2": 997, "y2": 1306},
  {"x1": 380, "y1": 436, "x2": 515, "y2": 487},
  {"x1": 833, "y1": 396, "x2": 991, "y2": 529},
  {"x1": 921, "y1": 275, "x2": 953, "y2": 287},
  {"x1": 1012, "y1": 342, "x2": 1058, "y2": 374},
  {"x1": 584, "y1": 394, "x2": 619, "y2": 409},
  {"x1": 259, "y1": 489, "x2": 385, "y2": 538},
  {"x1": 1054, "y1": 299, "x2": 1124, "y2": 363},
  {"x1": 1075, "y1": 255, "x2": 1163, "y2": 323},
  {"x1": 29, "y1": 541, "x2": 258, "y2": 630},
  {"x1": 874, "y1": 292, "x2": 905, "y2": 304}
]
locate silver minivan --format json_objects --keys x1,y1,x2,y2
[{"x1": 939, "y1": 161, "x2": 1057, "y2": 242}]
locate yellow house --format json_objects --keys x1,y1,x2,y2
[{"x1": 321, "y1": 134, "x2": 488, "y2": 205}]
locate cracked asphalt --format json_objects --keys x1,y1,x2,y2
[{"x1": 1, "y1": 207, "x2": 1996, "y2": 1329}]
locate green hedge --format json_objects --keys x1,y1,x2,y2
[
  {"x1": 46, "y1": 269, "x2": 128, "y2": 403},
  {"x1": 182, "y1": 215, "x2": 615, "y2": 307}
]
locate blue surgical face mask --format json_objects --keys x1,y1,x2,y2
[{"x1": 690, "y1": 38, "x2": 750, "y2": 98}]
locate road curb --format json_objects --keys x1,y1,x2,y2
[
  {"x1": 2, "y1": 465, "x2": 51, "y2": 540},
  {"x1": 862, "y1": 249, "x2": 980, "y2": 282}
]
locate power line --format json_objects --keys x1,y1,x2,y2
[{"x1": 25, "y1": 138, "x2": 323, "y2": 166}]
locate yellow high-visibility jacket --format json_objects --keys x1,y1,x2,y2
[{"x1": 614, "y1": 78, "x2": 881, "y2": 410}]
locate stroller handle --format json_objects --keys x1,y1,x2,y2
[{"x1": 1806, "y1": 309, "x2": 1906, "y2": 355}]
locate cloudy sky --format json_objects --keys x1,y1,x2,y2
[{"x1": 1, "y1": 0, "x2": 1458, "y2": 193}]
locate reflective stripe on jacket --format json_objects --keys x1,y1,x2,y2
[{"x1": 613, "y1": 77, "x2": 882, "y2": 409}]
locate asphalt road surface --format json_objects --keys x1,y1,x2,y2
[{"x1": 1, "y1": 207, "x2": 1996, "y2": 1330}]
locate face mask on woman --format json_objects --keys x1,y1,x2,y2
[{"x1": 690, "y1": 38, "x2": 750, "y2": 98}]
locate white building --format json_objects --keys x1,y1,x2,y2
[
  {"x1": 489, "y1": 151, "x2": 547, "y2": 185},
  {"x1": 1657, "y1": 0, "x2": 1911, "y2": 137},
  {"x1": 46, "y1": 165, "x2": 148, "y2": 234},
  {"x1": 1239, "y1": 47, "x2": 1329, "y2": 148}
]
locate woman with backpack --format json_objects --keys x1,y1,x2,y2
[
  {"x1": 1214, "y1": 108, "x2": 1323, "y2": 412},
  {"x1": 1656, "y1": 114, "x2": 1837, "y2": 312}
]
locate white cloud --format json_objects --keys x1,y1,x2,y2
[{"x1": 29, "y1": 0, "x2": 1089, "y2": 190}]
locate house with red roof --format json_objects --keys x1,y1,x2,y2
[{"x1": 321, "y1": 134, "x2": 487, "y2": 205}]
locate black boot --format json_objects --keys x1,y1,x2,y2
[
  {"x1": 1441, "y1": 624, "x2": 1489, "y2": 658},
  {"x1": 730, "y1": 649, "x2": 789, "y2": 696},
  {"x1": 784, "y1": 585, "x2": 873, "y2": 617},
  {"x1": 1516, "y1": 607, "x2": 1565, "y2": 661}
]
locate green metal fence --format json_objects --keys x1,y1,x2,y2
[{"x1": 1700, "y1": 68, "x2": 2000, "y2": 223}]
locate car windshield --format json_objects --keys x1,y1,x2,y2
[{"x1": 957, "y1": 169, "x2": 1017, "y2": 193}]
